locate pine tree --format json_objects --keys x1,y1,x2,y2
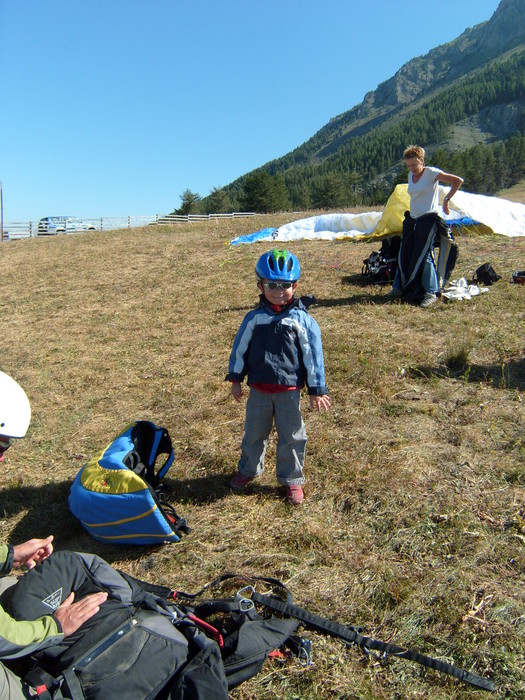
[{"x1": 175, "y1": 190, "x2": 201, "y2": 215}]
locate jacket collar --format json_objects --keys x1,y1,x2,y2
[{"x1": 259, "y1": 294, "x2": 314, "y2": 314}]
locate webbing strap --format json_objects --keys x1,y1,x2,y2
[
  {"x1": 252, "y1": 592, "x2": 494, "y2": 692},
  {"x1": 148, "y1": 427, "x2": 174, "y2": 484},
  {"x1": 24, "y1": 668, "x2": 56, "y2": 699},
  {"x1": 61, "y1": 668, "x2": 85, "y2": 699},
  {"x1": 175, "y1": 572, "x2": 294, "y2": 605}
]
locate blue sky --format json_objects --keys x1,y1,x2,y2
[{"x1": 1, "y1": 0, "x2": 501, "y2": 221}]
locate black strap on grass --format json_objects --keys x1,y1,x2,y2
[
  {"x1": 174, "y1": 573, "x2": 294, "y2": 605},
  {"x1": 252, "y1": 591, "x2": 494, "y2": 692},
  {"x1": 122, "y1": 572, "x2": 495, "y2": 693}
]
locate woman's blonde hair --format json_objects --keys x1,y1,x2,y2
[{"x1": 403, "y1": 145, "x2": 425, "y2": 162}]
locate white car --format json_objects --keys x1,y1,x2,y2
[{"x1": 38, "y1": 216, "x2": 96, "y2": 235}]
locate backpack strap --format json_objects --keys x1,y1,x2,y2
[
  {"x1": 130, "y1": 421, "x2": 174, "y2": 487},
  {"x1": 24, "y1": 667, "x2": 84, "y2": 700},
  {"x1": 60, "y1": 668, "x2": 85, "y2": 699},
  {"x1": 147, "y1": 425, "x2": 174, "y2": 483},
  {"x1": 156, "y1": 500, "x2": 191, "y2": 537},
  {"x1": 251, "y1": 591, "x2": 494, "y2": 692},
  {"x1": 117, "y1": 570, "x2": 175, "y2": 599},
  {"x1": 24, "y1": 667, "x2": 59, "y2": 699}
]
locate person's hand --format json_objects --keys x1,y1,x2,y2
[
  {"x1": 310, "y1": 395, "x2": 331, "y2": 412},
  {"x1": 12, "y1": 536, "x2": 54, "y2": 570},
  {"x1": 231, "y1": 382, "x2": 243, "y2": 402},
  {"x1": 443, "y1": 199, "x2": 450, "y2": 215},
  {"x1": 53, "y1": 591, "x2": 108, "y2": 638}
]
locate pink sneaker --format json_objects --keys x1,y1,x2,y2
[
  {"x1": 229, "y1": 473, "x2": 255, "y2": 492},
  {"x1": 285, "y1": 485, "x2": 304, "y2": 505}
]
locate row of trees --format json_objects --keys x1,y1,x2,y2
[
  {"x1": 174, "y1": 133, "x2": 525, "y2": 215},
  {"x1": 172, "y1": 51, "x2": 525, "y2": 215}
]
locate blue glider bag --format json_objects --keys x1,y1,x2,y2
[{"x1": 69, "y1": 421, "x2": 189, "y2": 545}]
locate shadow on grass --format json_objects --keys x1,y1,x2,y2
[
  {"x1": 409, "y1": 355, "x2": 525, "y2": 391},
  {"x1": 341, "y1": 273, "x2": 380, "y2": 288},
  {"x1": 0, "y1": 481, "x2": 159, "y2": 565},
  {"x1": 310, "y1": 274, "x2": 391, "y2": 307},
  {"x1": 0, "y1": 472, "x2": 282, "y2": 566},
  {"x1": 165, "y1": 474, "x2": 282, "y2": 506},
  {"x1": 315, "y1": 294, "x2": 386, "y2": 307},
  {"x1": 215, "y1": 278, "x2": 391, "y2": 311}
]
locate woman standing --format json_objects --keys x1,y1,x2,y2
[{"x1": 387, "y1": 145, "x2": 464, "y2": 307}]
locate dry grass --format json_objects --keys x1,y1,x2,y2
[
  {"x1": 1, "y1": 211, "x2": 524, "y2": 698},
  {"x1": 497, "y1": 182, "x2": 525, "y2": 204}
]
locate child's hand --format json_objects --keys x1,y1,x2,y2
[
  {"x1": 310, "y1": 395, "x2": 331, "y2": 412},
  {"x1": 231, "y1": 382, "x2": 243, "y2": 402}
]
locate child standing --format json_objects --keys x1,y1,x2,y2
[{"x1": 226, "y1": 249, "x2": 330, "y2": 505}]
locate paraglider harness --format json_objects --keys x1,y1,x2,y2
[
  {"x1": 19, "y1": 568, "x2": 494, "y2": 697},
  {"x1": 397, "y1": 213, "x2": 458, "y2": 299}
]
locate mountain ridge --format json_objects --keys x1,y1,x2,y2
[
  {"x1": 195, "y1": 0, "x2": 525, "y2": 212},
  {"x1": 306, "y1": 0, "x2": 524, "y2": 157}
]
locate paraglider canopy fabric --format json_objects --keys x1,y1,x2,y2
[{"x1": 230, "y1": 185, "x2": 525, "y2": 246}]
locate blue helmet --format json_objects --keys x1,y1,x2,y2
[{"x1": 255, "y1": 249, "x2": 301, "y2": 282}]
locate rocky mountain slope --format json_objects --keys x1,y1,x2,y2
[{"x1": 301, "y1": 0, "x2": 524, "y2": 161}]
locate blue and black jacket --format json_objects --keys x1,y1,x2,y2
[{"x1": 226, "y1": 295, "x2": 328, "y2": 396}]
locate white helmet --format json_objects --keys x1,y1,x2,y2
[{"x1": 0, "y1": 371, "x2": 31, "y2": 438}]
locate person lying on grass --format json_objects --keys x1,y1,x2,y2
[{"x1": 0, "y1": 371, "x2": 107, "y2": 700}]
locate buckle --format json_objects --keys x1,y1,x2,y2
[{"x1": 235, "y1": 585, "x2": 255, "y2": 612}]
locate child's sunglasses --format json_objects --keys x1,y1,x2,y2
[{"x1": 263, "y1": 281, "x2": 294, "y2": 290}]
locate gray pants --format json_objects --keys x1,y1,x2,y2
[
  {"x1": 0, "y1": 663, "x2": 35, "y2": 699},
  {"x1": 0, "y1": 577, "x2": 36, "y2": 698},
  {"x1": 238, "y1": 388, "x2": 306, "y2": 485}
]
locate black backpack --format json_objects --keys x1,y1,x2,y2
[
  {"x1": 3, "y1": 553, "x2": 299, "y2": 699},
  {"x1": 473, "y1": 262, "x2": 501, "y2": 286},
  {"x1": 362, "y1": 236, "x2": 401, "y2": 284}
]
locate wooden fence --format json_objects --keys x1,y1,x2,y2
[{"x1": 1, "y1": 212, "x2": 258, "y2": 241}]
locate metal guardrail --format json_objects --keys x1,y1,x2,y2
[{"x1": 1, "y1": 212, "x2": 258, "y2": 241}]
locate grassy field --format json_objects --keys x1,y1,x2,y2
[
  {"x1": 497, "y1": 181, "x2": 525, "y2": 203},
  {"x1": 0, "y1": 206, "x2": 524, "y2": 698}
]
